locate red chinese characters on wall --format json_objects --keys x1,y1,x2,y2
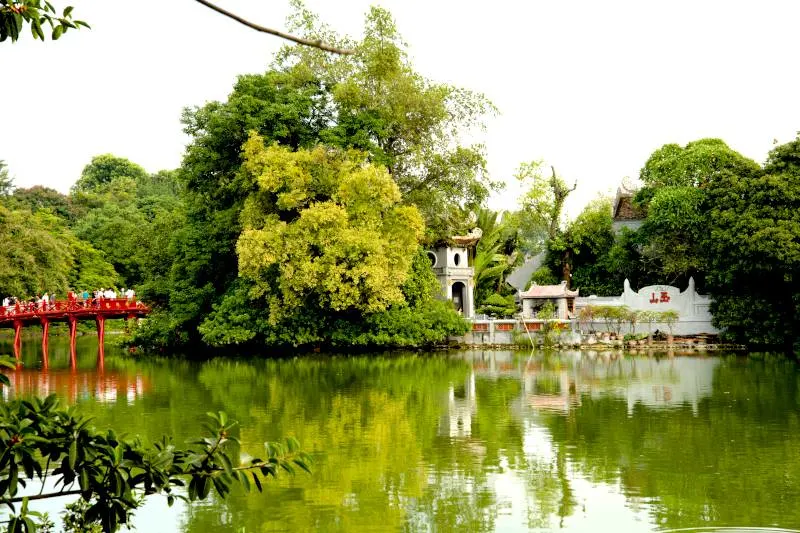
[{"x1": 649, "y1": 291, "x2": 671, "y2": 304}]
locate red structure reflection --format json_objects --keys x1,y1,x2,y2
[{"x1": 2, "y1": 365, "x2": 151, "y2": 404}]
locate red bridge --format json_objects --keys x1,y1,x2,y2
[{"x1": 0, "y1": 299, "x2": 150, "y2": 359}]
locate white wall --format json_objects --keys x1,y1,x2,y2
[{"x1": 575, "y1": 278, "x2": 718, "y2": 335}]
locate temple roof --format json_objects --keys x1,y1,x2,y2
[
  {"x1": 520, "y1": 281, "x2": 579, "y2": 299},
  {"x1": 612, "y1": 186, "x2": 646, "y2": 221},
  {"x1": 450, "y1": 228, "x2": 482, "y2": 247}
]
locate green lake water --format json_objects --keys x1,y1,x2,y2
[{"x1": 1, "y1": 336, "x2": 800, "y2": 532}]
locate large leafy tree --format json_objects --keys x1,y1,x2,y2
[
  {"x1": 72, "y1": 154, "x2": 149, "y2": 195},
  {"x1": 515, "y1": 161, "x2": 575, "y2": 255},
  {"x1": 7, "y1": 185, "x2": 76, "y2": 221},
  {"x1": 0, "y1": 204, "x2": 117, "y2": 297},
  {"x1": 632, "y1": 139, "x2": 761, "y2": 290},
  {"x1": 543, "y1": 198, "x2": 621, "y2": 296},
  {"x1": 156, "y1": 67, "x2": 333, "y2": 345},
  {"x1": 0, "y1": 205, "x2": 72, "y2": 297},
  {"x1": 190, "y1": 134, "x2": 468, "y2": 349},
  {"x1": 71, "y1": 155, "x2": 183, "y2": 290},
  {"x1": 638, "y1": 186, "x2": 706, "y2": 287},
  {"x1": 705, "y1": 138, "x2": 800, "y2": 350},
  {"x1": 278, "y1": 5, "x2": 496, "y2": 241},
  {"x1": 148, "y1": 4, "x2": 492, "y2": 348},
  {"x1": 236, "y1": 135, "x2": 423, "y2": 321},
  {"x1": 596, "y1": 136, "x2": 800, "y2": 350}
]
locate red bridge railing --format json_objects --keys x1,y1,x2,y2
[
  {"x1": 0, "y1": 298, "x2": 150, "y2": 363},
  {"x1": 1, "y1": 298, "x2": 148, "y2": 319}
]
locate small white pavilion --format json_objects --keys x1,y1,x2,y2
[
  {"x1": 428, "y1": 229, "x2": 481, "y2": 318},
  {"x1": 519, "y1": 281, "x2": 579, "y2": 319}
]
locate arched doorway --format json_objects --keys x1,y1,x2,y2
[{"x1": 452, "y1": 282, "x2": 466, "y2": 314}]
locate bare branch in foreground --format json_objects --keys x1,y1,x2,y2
[{"x1": 194, "y1": 0, "x2": 355, "y2": 55}]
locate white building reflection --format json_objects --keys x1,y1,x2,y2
[
  {"x1": 439, "y1": 371, "x2": 476, "y2": 438},
  {"x1": 440, "y1": 351, "x2": 719, "y2": 429},
  {"x1": 435, "y1": 350, "x2": 696, "y2": 531}
]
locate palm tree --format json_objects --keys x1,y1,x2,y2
[{"x1": 472, "y1": 208, "x2": 520, "y2": 307}]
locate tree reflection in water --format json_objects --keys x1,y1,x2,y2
[{"x1": 1, "y1": 337, "x2": 799, "y2": 532}]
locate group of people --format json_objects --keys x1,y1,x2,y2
[
  {"x1": 68, "y1": 288, "x2": 136, "y2": 301},
  {"x1": 2, "y1": 288, "x2": 136, "y2": 315}
]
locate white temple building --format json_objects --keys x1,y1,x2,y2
[{"x1": 428, "y1": 229, "x2": 481, "y2": 318}]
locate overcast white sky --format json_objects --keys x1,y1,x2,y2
[{"x1": 2, "y1": 0, "x2": 799, "y2": 217}]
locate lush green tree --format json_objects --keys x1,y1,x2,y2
[
  {"x1": 154, "y1": 66, "x2": 335, "y2": 347},
  {"x1": 237, "y1": 134, "x2": 423, "y2": 322},
  {"x1": 7, "y1": 185, "x2": 76, "y2": 221},
  {"x1": 214, "y1": 135, "x2": 468, "y2": 349},
  {"x1": 0, "y1": 204, "x2": 118, "y2": 297},
  {"x1": 542, "y1": 198, "x2": 622, "y2": 296},
  {"x1": 67, "y1": 237, "x2": 119, "y2": 291},
  {"x1": 0, "y1": 0, "x2": 87, "y2": 42},
  {"x1": 72, "y1": 154, "x2": 148, "y2": 195},
  {"x1": 67, "y1": 155, "x2": 184, "y2": 291},
  {"x1": 516, "y1": 162, "x2": 575, "y2": 254},
  {"x1": 72, "y1": 203, "x2": 147, "y2": 285},
  {"x1": 704, "y1": 138, "x2": 800, "y2": 350},
  {"x1": 144, "y1": 4, "x2": 495, "y2": 349},
  {"x1": 629, "y1": 140, "x2": 759, "y2": 289},
  {"x1": 0, "y1": 205, "x2": 71, "y2": 297},
  {"x1": 280, "y1": 5, "x2": 497, "y2": 242},
  {"x1": 638, "y1": 186, "x2": 706, "y2": 287}
]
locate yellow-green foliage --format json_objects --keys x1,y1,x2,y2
[{"x1": 237, "y1": 134, "x2": 424, "y2": 323}]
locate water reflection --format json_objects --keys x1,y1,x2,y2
[
  {"x1": 1, "y1": 367, "x2": 148, "y2": 404},
  {"x1": 1, "y1": 336, "x2": 148, "y2": 404},
  {"x1": 1, "y1": 338, "x2": 799, "y2": 532}
]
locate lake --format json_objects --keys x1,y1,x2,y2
[{"x1": 1, "y1": 336, "x2": 800, "y2": 532}]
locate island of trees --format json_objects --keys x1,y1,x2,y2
[{"x1": 2, "y1": 6, "x2": 798, "y2": 355}]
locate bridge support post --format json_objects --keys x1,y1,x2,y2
[
  {"x1": 13, "y1": 320, "x2": 22, "y2": 360},
  {"x1": 96, "y1": 315, "x2": 105, "y2": 363},
  {"x1": 69, "y1": 316, "x2": 78, "y2": 368},
  {"x1": 40, "y1": 317, "x2": 50, "y2": 370}
]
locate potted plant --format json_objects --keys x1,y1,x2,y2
[
  {"x1": 594, "y1": 306, "x2": 612, "y2": 341},
  {"x1": 608, "y1": 305, "x2": 629, "y2": 340},
  {"x1": 639, "y1": 310, "x2": 656, "y2": 345},
  {"x1": 578, "y1": 305, "x2": 595, "y2": 334},
  {"x1": 658, "y1": 310, "x2": 679, "y2": 345},
  {"x1": 623, "y1": 333, "x2": 637, "y2": 349},
  {"x1": 627, "y1": 309, "x2": 640, "y2": 337}
]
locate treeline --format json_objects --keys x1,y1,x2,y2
[
  {"x1": 2, "y1": 5, "x2": 798, "y2": 353},
  {"x1": 1, "y1": 7, "x2": 502, "y2": 351},
  {"x1": 0, "y1": 157, "x2": 179, "y2": 303},
  {"x1": 532, "y1": 138, "x2": 800, "y2": 352}
]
